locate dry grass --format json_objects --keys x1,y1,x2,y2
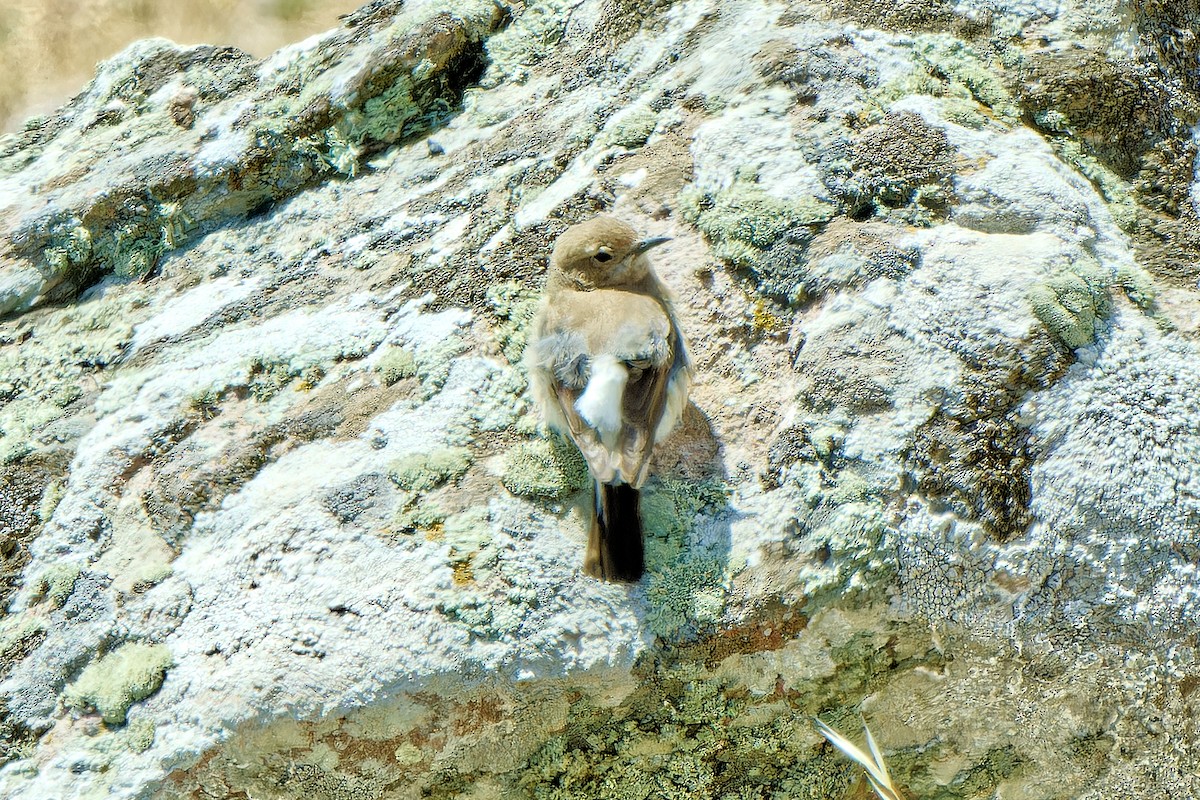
[
  {"x1": 0, "y1": 0, "x2": 361, "y2": 132},
  {"x1": 814, "y1": 716, "x2": 907, "y2": 800}
]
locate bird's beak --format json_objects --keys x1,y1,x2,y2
[{"x1": 632, "y1": 236, "x2": 671, "y2": 255}]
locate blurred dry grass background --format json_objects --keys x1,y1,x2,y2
[{"x1": 0, "y1": 0, "x2": 363, "y2": 131}]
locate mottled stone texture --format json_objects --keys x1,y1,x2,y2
[{"x1": 2, "y1": 0, "x2": 1200, "y2": 798}]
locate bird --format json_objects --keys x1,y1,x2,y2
[{"x1": 525, "y1": 216, "x2": 692, "y2": 582}]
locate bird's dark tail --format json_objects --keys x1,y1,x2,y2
[{"x1": 584, "y1": 481, "x2": 644, "y2": 582}]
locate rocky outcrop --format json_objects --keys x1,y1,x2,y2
[{"x1": 2, "y1": 0, "x2": 1200, "y2": 797}]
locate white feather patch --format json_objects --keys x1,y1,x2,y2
[
  {"x1": 655, "y1": 369, "x2": 690, "y2": 440},
  {"x1": 575, "y1": 354, "x2": 627, "y2": 441}
]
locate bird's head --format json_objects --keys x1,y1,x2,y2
[{"x1": 549, "y1": 216, "x2": 670, "y2": 289}]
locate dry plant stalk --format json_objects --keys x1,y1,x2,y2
[{"x1": 813, "y1": 717, "x2": 905, "y2": 800}]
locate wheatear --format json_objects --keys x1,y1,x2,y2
[{"x1": 526, "y1": 216, "x2": 692, "y2": 582}]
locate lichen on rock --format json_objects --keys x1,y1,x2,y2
[
  {"x1": 63, "y1": 642, "x2": 173, "y2": 726},
  {"x1": 388, "y1": 446, "x2": 472, "y2": 492},
  {"x1": 500, "y1": 436, "x2": 589, "y2": 501},
  {"x1": 4, "y1": 0, "x2": 1200, "y2": 797},
  {"x1": 0, "y1": 1, "x2": 508, "y2": 314}
]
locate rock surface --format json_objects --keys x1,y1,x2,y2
[{"x1": 2, "y1": 0, "x2": 1200, "y2": 797}]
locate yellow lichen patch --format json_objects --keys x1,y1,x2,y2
[
  {"x1": 752, "y1": 299, "x2": 788, "y2": 335},
  {"x1": 451, "y1": 557, "x2": 475, "y2": 586}
]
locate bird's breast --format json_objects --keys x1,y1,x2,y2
[{"x1": 545, "y1": 289, "x2": 671, "y2": 358}]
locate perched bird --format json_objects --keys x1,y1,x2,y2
[{"x1": 526, "y1": 216, "x2": 692, "y2": 582}]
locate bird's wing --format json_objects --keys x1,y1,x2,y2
[
  {"x1": 526, "y1": 301, "x2": 620, "y2": 482},
  {"x1": 552, "y1": 383, "x2": 620, "y2": 483},
  {"x1": 529, "y1": 289, "x2": 679, "y2": 486},
  {"x1": 615, "y1": 349, "x2": 675, "y2": 487}
]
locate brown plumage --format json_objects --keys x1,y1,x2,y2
[{"x1": 526, "y1": 216, "x2": 692, "y2": 582}]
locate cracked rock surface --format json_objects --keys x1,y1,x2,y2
[{"x1": 3, "y1": 0, "x2": 1200, "y2": 797}]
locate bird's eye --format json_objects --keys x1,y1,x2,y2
[{"x1": 594, "y1": 249, "x2": 613, "y2": 263}]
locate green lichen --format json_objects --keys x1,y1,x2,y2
[
  {"x1": 188, "y1": 387, "x2": 225, "y2": 420},
  {"x1": 644, "y1": 555, "x2": 726, "y2": 637},
  {"x1": 0, "y1": 293, "x2": 133, "y2": 450},
  {"x1": 0, "y1": 439, "x2": 32, "y2": 465},
  {"x1": 826, "y1": 470, "x2": 870, "y2": 505},
  {"x1": 433, "y1": 505, "x2": 546, "y2": 640},
  {"x1": 602, "y1": 105, "x2": 659, "y2": 149},
  {"x1": 888, "y1": 36, "x2": 1021, "y2": 125},
  {"x1": 388, "y1": 447, "x2": 472, "y2": 492},
  {"x1": 51, "y1": 383, "x2": 83, "y2": 408},
  {"x1": 413, "y1": 335, "x2": 469, "y2": 397},
  {"x1": 36, "y1": 479, "x2": 64, "y2": 522},
  {"x1": 455, "y1": 363, "x2": 529, "y2": 438},
  {"x1": 809, "y1": 425, "x2": 844, "y2": 462},
  {"x1": 64, "y1": 642, "x2": 173, "y2": 725},
  {"x1": 1116, "y1": 263, "x2": 1162, "y2": 323},
  {"x1": 0, "y1": 615, "x2": 44, "y2": 661},
  {"x1": 335, "y1": 72, "x2": 419, "y2": 150},
  {"x1": 836, "y1": 111, "x2": 958, "y2": 226},
  {"x1": 1051, "y1": 138, "x2": 1140, "y2": 232},
  {"x1": 375, "y1": 346, "x2": 418, "y2": 386},
  {"x1": 121, "y1": 718, "x2": 157, "y2": 753},
  {"x1": 483, "y1": 0, "x2": 581, "y2": 79},
  {"x1": 294, "y1": 364, "x2": 326, "y2": 392},
  {"x1": 156, "y1": 612, "x2": 957, "y2": 799},
  {"x1": 681, "y1": 181, "x2": 835, "y2": 255},
  {"x1": 680, "y1": 179, "x2": 837, "y2": 301},
  {"x1": 278, "y1": 761, "x2": 395, "y2": 800},
  {"x1": 89, "y1": 196, "x2": 180, "y2": 279},
  {"x1": 443, "y1": 507, "x2": 493, "y2": 552},
  {"x1": 641, "y1": 478, "x2": 730, "y2": 638},
  {"x1": 485, "y1": 281, "x2": 540, "y2": 364},
  {"x1": 501, "y1": 436, "x2": 589, "y2": 501},
  {"x1": 34, "y1": 564, "x2": 81, "y2": 609},
  {"x1": 0, "y1": 291, "x2": 137, "y2": 454},
  {"x1": 952, "y1": 745, "x2": 1025, "y2": 797},
  {"x1": 512, "y1": 656, "x2": 861, "y2": 799},
  {"x1": 799, "y1": 474, "x2": 894, "y2": 607},
  {"x1": 246, "y1": 356, "x2": 300, "y2": 402},
  {"x1": 1028, "y1": 264, "x2": 1112, "y2": 349},
  {"x1": 128, "y1": 563, "x2": 172, "y2": 594},
  {"x1": 41, "y1": 195, "x2": 190, "y2": 284},
  {"x1": 391, "y1": 498, "x2": 447, "y2": 534},
  {"x1": 436, "y1": 575, "x2": 539, "y2": 641},
  {"x1": 4, "y1": 3, "x2": 504, "y2": 314},
  {"x1": 394, "y1": 742, "x2": 423, "y2": 767}
]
